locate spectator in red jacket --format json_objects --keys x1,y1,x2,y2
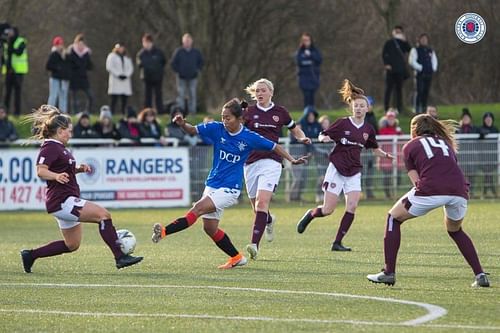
[{"x1": 378, "y1": 109, "x2": 404, "y2": 199}]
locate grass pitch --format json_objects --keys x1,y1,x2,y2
[{"x1": 0, "y1": 201, "x2": 498, "y2": 332}]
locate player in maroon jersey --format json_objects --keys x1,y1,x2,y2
[
  {"x1": 20, "y1": 105, "x2": 143, "y2": 273},
  {"x1": 243, "y1": 78, "x2": 311, "y2": 260},
  {"x1": 297, "y1": 79, "x2": 393, "y2": 251},
  {"x1": 368, "y1": 114, "x2": 490, "y2": 287}
]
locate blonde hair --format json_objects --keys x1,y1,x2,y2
[
  {"x1": 410, "y1": 114, "x2": 459, "y2": 152},
  {"x1": 338, "y1": 79, "x2": 369, "y2": 106},
  {"x1": 24, "y1": 105, "x2": 72, "y2": 141},
  {"x1": 244, "y1": 78, "x2": 274, "y2": 100}
]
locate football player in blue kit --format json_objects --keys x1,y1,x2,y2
[{"x1": 152, "y1": 98, "x2": 307, "y2": 269}]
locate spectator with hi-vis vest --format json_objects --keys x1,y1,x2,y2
[{"x1": 1, "y1": 26, "x2": 28, "y2": 116}]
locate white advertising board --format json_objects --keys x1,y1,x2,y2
[{"x1": 0, "y1": 147, "x2": 190, "y2": 210}]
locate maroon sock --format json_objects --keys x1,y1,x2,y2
[
  {"x1": 448, "y1": 228, "x2": 483, "y2": 275},
  {"x1": 334, "y1": 212, "x2": 355, "y2": 243},
  {"x1": 31, "y1": 240, "x2": 71, "y2": 259},
  {"x1": 311, "y1": 207, "x2": 324, "y2": 218},
  {"x1": 383, "y1": 214, "x2": 401, "y2": 274},
  {"x1": 251, "y1": 211, "x2": 268, "y2": 246},
  {"x1": 212, "y1": 229, "x2": 239, "y2": 257},
  {"x1": 99, "y1": 219, "x2": 123, "y2": 259}
]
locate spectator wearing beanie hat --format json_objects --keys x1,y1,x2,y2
[
  {"x1": 106, "y1": 42, "x2": 134, "y2": 115},
  {"x1": 93, "y1": 105, "x2": 121, "y2": 140},
  {"x1": 457, "y1": 108, "x2": 479, "y2": 197},
  {"x1": 46, "y1": 36, "x2": 71, "y2": 113}
]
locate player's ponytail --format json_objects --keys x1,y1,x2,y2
[
  {"x1": 410, "y1": 114, "x2": 459, "y2": 152},
  {"x1": 338, "y1": 79, "x2": 368, "y2": 106},
  {"x1": 24, "y1": 105, "x2": 72, "y2": 141},
  {"x1": 223, "y1": 98, "x2": 246, "y2": 118}
]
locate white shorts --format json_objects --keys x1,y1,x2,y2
[
  {"x1": 244, "y1": 159, "x2": 282, "y2": 199},
  {"x1": 401, "y1": 188, "x2": 468, "y2": 221},
  {"x1": 201, "y1": 186, "x2": 240, "y2": 220},
  {"x1": 322, "y1": 163, "x2": 361, "y2": 196},
  {"x1": 52, "y1": 196, "x2": 87, "y2": 229}
]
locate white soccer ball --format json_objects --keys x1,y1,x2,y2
[{"x1": 116, "y1": 229, "x2": 137, "y2": 255}]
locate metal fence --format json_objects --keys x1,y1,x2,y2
[
  {"x1": 2, "y1": 134, "x2": 499, "y2": 203},
  {"x1": 189, "y1": 134, "x2": 500, "y2": 202}
]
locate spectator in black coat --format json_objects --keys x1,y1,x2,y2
[
  {"x1": 0, "y1": 105, "x2": 18, "y2": 142},
  {"x1": 136, "y1": 33, "x2": 166, "y2": 114},
  {"x1": 46, "y1": 36, "x2": 71, "y2": 113},
  {"x1": 295, "y1": 33, "x2": 322, "y2": 108},
  {"x1": 117, "y1": 106, "x2": 141, "y2": 144},
  {"x1": 138, "y1": 107, "x2": 162, "y2": 140},
  {"x1": 164, "y1": 106, "x2": 197, "y2": 146},
  {"x1": 478, "y1": 112, "x2": 498, "y2": 197},
  {"x1": 170, "y1": 33, "x2": 204, "y2": 114},
  {"x1": 73, "y1": 112, "x2": 98, "y2": 139},
  {"x1": 67, "y1": 33, "x2": 94, "y2": 114},
  {"x1": 457, "y1": 108, "x2": 479, "y2": 197},
  {"x1": 382, "y1": 26, "x2": 411, "y2": 112},
  {"x1": 93, "y1": 105, "x2": 121, "y2": 140}
]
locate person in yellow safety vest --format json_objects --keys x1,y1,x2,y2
[{"x1": 2, "y1": 27, "x2": 28, "y2": 116}]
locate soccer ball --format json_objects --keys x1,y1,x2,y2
[{"x1": 116, "y1": 229, "x2": 137, "y2": 255}]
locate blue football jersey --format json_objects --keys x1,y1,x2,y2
[{"x1": 196, "y1": 121, "x2": 276, "y2": 189}]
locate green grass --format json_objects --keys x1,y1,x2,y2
[
  {"x1": 0, "y1": 201, "x2": 499, "y2": 332},
  {"x1": 10, "y1": 103, "x2": 500, "y2": 139}
]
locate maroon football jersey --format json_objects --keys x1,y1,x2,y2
[
  {"x1": 322, "y1": 117, "x2": 378, "y2": 177},
  {"x1": 244, "y1": 103, "x2": 295, "y2": 164},
  {"x1": 403, "y1": 135, "x2": 468, "y2": 199},
  {"x1": 36, "y1": 139, "x2": 80, "y2": 213}
]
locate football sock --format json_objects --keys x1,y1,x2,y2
[
  {"x1": 99, "y1": 219, "x2": 123, "y2": 259},
  {"x1": 251, "y1": 211, "x2": 268, "y2": 246},
  {"x1": 311, "y1": 207, "x2": 324, "y2": 218},
  {"x1": 211, "y1": 229, "x2": 239, "y2": 257},
  {"x1": 31, "y1": 240, "x2": 71, "y2": 259},
  {"x1": 334, "y1": 212, "x2": 355, "y2": 243},
  {"x1": 383, "y1": 214, "x2": 401, "y2": 274},
  {"x1": 448, "y1": 228, "x2": 483, "y2": 275},
  {"x1": 165, "y1": 211, "x2": 198, "y2": 235}
]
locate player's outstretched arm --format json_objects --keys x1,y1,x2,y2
[
  {"x1": 290, "y1": 126, "x2": 312, "y2": 144},
  {"x1": 374, "y1": 148, "x2": 394, "y2": 160},
  {"x1": 173, "y1": 114, "x2": 197, "y2": 136},
  {"x1": 273, "y1": 144, "x2": 308, "y2": 165}
]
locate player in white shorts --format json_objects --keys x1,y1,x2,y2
[
  {"x1": 297, "y1": 80, "x2": 393, "y2": 251},
  {"x1": 368, "y1": 114, "x2": 489, "y2": 287},
  {"x1": 20, "y1": 105, "x2": 143, "y2": 274},
  {"x1": 151, "y1": 98, "x2": 307, "y2": 269},
  {"x1": 243, "y1": 78, "x2": 311, "y2": 260}
]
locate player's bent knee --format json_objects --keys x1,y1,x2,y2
[
  {"x1": 65, "y1": 241, "x2": 80, "y2": 252},
  {"x1": 203, "y1": 224, "x2": 217, "y2": 236}
]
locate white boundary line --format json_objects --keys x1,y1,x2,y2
[{"x1": 0, "y1": 282, "x2": 497, "y2": 330}]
